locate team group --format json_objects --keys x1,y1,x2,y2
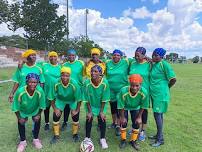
[{"x1": 9, "y1": 47, "x2": 176, "y2": 152}]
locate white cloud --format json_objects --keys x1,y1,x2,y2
[
  {"x1": 123, "y1": 7, "x2": 152, "y2": 19},
  {"x1": 152, "y1": 0, "x2": 159, "y2": 4}
]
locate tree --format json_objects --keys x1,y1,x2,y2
[{"x1": 192, "y1": 56, "x2": 200, "y2": 63}]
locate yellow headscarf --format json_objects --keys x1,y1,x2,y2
[
  {"x1": 91, "y1": 48, "x2": 101, "y2": 56},
  {"x1": 48, "y1": 51, "x2": 58, "y2": 58},
  {"x1": 22, "y1": 49, "x2": 37, "y2": 58},
  {"x1": 61, "y1": 67, "x2": 71, "y2": 74}
]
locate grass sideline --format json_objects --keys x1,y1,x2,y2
[{"x1": 0, "y1": 64, "x2": 202, "y2": 152}]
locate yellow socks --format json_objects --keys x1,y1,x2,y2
[
  {"x1": 72, "y1": 121, "x2": 79, "y2": 135},
  {"x1": 130, "y1": 129, "x2": 139, "y2": 141},
  {"x1": 53, "y1": 121, "x2": 60, "y2": 136},
  {"x1": 120, "y1": 128, "x2": 127, "y2": 140}
]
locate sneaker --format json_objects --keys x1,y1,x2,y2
[
  {"x1": 17, "y1": 140, "x2": 27, "y2": 152},
  {"x1": 151, "y1": 140, "x2": 164, "y2": 147},
  {"x1": 84, "y1": 137, "x2": 92, "y2": 142},
  {"x1": 50, "y1": 136, "x2": 60, "y2": 144},
  {"x1": 108, "y1": 123, "x2": 116, "y2": 129},
  {"x1": 129, "y1": 140, "x2": 140, "y2": 150},
  {"x1": 73, "y1": 134, "x2": 80, "y2": 142},
  {"x1": 148, "y1": 135, "x2": 157, "y2": 140},
  {"x1": 119, "y1": 140, "x2": 127, "y2": 149},
  {"x1": 61, "y1": 122, "x2": 67, "y2": 131},
  {"x1": 138, "y1": 131, "x2": 146, "y2": 141},
  {"x1": 32, "y1": 139, "x2": 42, "y2": 149},
  {"x1": 100, "y1": 138, "x2": 108, "y2": 149},
  {"x1": 115, "y1": 126, "x2": 121, "y2": 136},
  {"x1": 44, "y1": 123, "x2": 50, "y2": 131}
]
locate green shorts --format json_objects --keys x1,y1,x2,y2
[{"x1": 55, "y1": 99, "x2": 77, "y2": 111}]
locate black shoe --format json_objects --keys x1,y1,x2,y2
[
  {"x1": 61, "y1": 122, "x2": 67, "y2": 131},
  {"x1": 151, "y1": 140, "x2": 164, "y2": 147},
  {"x1": 119, "y1": 140, "x2": 127, "y2": 149},
  {"x1": 44, "y1": 123, "x2": 50, "y2": 131},
  {"x1": 50, "y1": 136, "x2": 59, "y2": 144},
  {"x1": 129, "y1": 140, "x2": 140, "y2": 150},
  {"x1": 115, "y1": 126, "x2": 121, "y2": 136},
  {"x1": 72, "y1": 134, "x2": 80, "y2": 142},
  {"x1": 148, "y1": 135, "x2": 157, "y2": 140}
]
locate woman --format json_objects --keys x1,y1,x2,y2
[
  {"x1": 118, "y1": 74, "x2": 149, "y2": 150},
  {"x1": 149, "y1": 48, "x2": 176, "y2": 147},
  {"x1": 82, "y1": 65, "x2": 110, "y2": 149},
  {"x1": 42, "y1": 51, "x2": 61, "y2": 131},
  {"x1": 129, "y1": 47, "x2": 151, "y2": 141},
  {"x1": 105, "y1": 49, "x2": 129, "y2": 136},
  {"x1": 49, "y1": 67, "x2": 82, "y2": 144},
  {"x1": 85, "y1": 48, "x2": 106, "y2": 78},
  {"x1": 9, "y1": 49, "x2": 45, "y2": 103},
  {"x1": 12, "y1": 73, "x2": 46, "y2": 152},
  {"x1": 61, "y1": 49, "x2": 85, "y2": 130}
]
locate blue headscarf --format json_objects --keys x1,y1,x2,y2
[
  {"x1": 153, "y1": 48, "x2": 166, "y2": 58},
  {"x1": 135, "y1": 47, "x2": 146, "y2": 55},
  {"x1": 26, "y1": 73, "x2": 40, "y2": 83},
  {"x1": 113, "y1": 49, "x2": 123, "y2": 56},
  {"x1": 91, "y1": 65, "x2": 102, "y2": 74},
  {"x1": 67, "y1": 49, "x2": 76, "y2": 55}
]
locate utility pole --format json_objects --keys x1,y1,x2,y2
[
  {"x1": 67, "y1": 0, "x2": 69, "y2": 40},
  {"x1": 85, "y1": 9, "x2": 89, "y2": 41}
]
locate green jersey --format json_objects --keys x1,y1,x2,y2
[
  {"x1": 106, "y1": 59, "x2": 129, "y2": 101},
  {"x1": 63, "y1": 60, "x2": 85, "y2": 86},
  {"x1": 83, "y1": 78, "x2": 110, "y2": 116},
  {"x1": 129, "y1": 60, "x2": 151, "y2": 91},
  {"x1": 117, "y1": 86, "x2": 149, "y2": 110},
  {"x1": 150, "y1": 60, "x2": 176, "y2": 113},
  {"x1": 42, "y1": 62, "x2": 61, "y2": 106},
  {"x1": 12, "y1": 63, "x2": 45, "y2": 87},
  {"x1": 12, "y1": 85, "x2": 46, "y2": 118},
  {"x1": 49, "y1": 79, "x2": 82, "y2": 111}
]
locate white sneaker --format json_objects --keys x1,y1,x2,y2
[
  {"x1": 84, "y1": 137, "x2": 92, "y2": 142},
  {"x1": 17, "y1": 140, "x2": 27, "y2": 152},
  {"x1": 100, "y1": 138, "x2": 108, "y2": 149}
]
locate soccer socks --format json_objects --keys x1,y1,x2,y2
[
  {"x1": 53, "y1": 121, "x2": 60, "y2": 136},
  {"x1": 72, "y1": 121, "x2": 79, "y2": 135},
  {"x1": 130, "y1": 129, "x2": 139, "y2": 141},
  {"x1": 120, "y1": 128, "x2": 127, "y2": 140}
]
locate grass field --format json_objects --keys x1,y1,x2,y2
[{"x1": 0, "y1": 64, "x2": 202, "y2": 152}]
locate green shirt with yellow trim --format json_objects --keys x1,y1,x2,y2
[
  {"x1": 83, "y1": 78, "x2": 110, "y2": 116},
  {"x1": 106, "y1": 58, "x2": 129, "y2": 101},
  {"x1": 12, "y1": 63, "x2": 45, "y2": 88},
  {"x1": 63, "y1": 60, "x2": 85, "y2": 86},
  {"x1": 12, "y1": 85, "x2": 46, "y2": 118},
  {"x1": 117, "y1": 86, "x2": 149, "y2": 110},
  {"x1": 150, "y1": 60, "x2": 176, "y2": 113}
]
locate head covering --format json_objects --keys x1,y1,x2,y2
[
  {"x1": 61, "y1": 66, "x2": 71, "y2": 74},
  {"x1": 67, "y1": 49, "x2": 76, "y2": 55},
  {"x1": 135, "y1": 47, "x2": 146, "y2": 55},
  {"x1": 26, "y1": 73, "x2": 40, "y2": 83},
  {"x1": 129, "y1": 74, "x2": 143, "y2": 84},
  {"x1": 113, "y1": 49, "x2": 123, "y2": 56},
  {"x1": 22, "y1": 49, "x2": 37, "y2": 58},
  {"x1": 153, "y1": 48, "x2": 166, "y2": 58},
  {"x1": 91, "y1": 48, "x2": 101, "y2": 56},
  {"x1": 91, "y1": 65, "x2": 102, "y2": 74},
  {"x1": 48, "y1": 51, "x2": 58, "y2": 58}
]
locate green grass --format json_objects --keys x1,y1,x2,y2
[
  {"x1": 0, "y1": 67, "x2": 16, "y2": 80},
  {"x1": 0, "y1": 64, "x2": 202, "y2": 152}
]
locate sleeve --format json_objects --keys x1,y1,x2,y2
[
  {"x1": 12, "y1": 90, "x2": 21, "y2": 112},
  {"x1": 140, "y1": 90, "x2": 149, "y2": 109},
  {"x1": 12, "y1": 69, "x2": 20, "y2": 83},
  {"x1": 163, "y1": 61, "x2": 176, "y2": 81},
  {"x1": 39, "y1": 89, "x2": 46, "y2": 110},
  {"x1": 101, "y1": 81, "x2": 110, "y2": 102},
  {"x1": 82, "y1": 81, "x2": 89, "y2": 103},
  {"x1": 117, "y1": 90, "x2": 125, "y2": 110}
]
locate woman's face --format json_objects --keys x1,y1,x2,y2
[
  {"x1": 112, "y1": 53, "x2": 121, "y2": 63},
  {"x1": 130, "y1": 82, "x2": 141, "y2": 94},
  {"x1": 27, "y1": 54, "x2": 36, "y2": 63},
  {"x1": 49, "y1": 56, "x2": 58, "y2": 65},
  {"x1": 92, "y1": 54, "x2": 99, "y2": 62},
  {"x1": 27, "y1": 78, "x2": 38, "y2": 92},
  {"x1": 91, "y1": 67, "x2": 100, "y2": 80},
  {"x1": 152, "y1": 52, "x2": 162, "y2": 62},
  {"x1": 68, "y1": 54, "x2": 76, "y2": 62},
  {"x1": 61, "y1": 72, "x2": 70, "y2": 84},
  {"x1": 135, "y1": 51, "x2": 145, "y2": 62}
]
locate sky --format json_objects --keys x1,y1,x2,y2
[{"x1": 1, "y1": 0, "x2": 202, "y2": 58}]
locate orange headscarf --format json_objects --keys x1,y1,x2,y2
[{"x1": 129, "y1": 74, "x2": 143, "y2": 83}]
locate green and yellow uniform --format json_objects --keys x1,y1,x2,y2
[
  {"x1": 85, "y1": 61, "x2": 106, "y2": 78},
  {"x1": 106, "y1": 59, "x2": 129, "y2": 101},
  {"x1": 49, "y1": 79, "x2": 82, "y2": 111},
  {"x1": 150, "y1": 60, "x2": 176, "y2": 113},
  {"x1": 12, "y1": 85, "x2": 46, "y2": 118},
  {"x1": 83, "y1": 78, "x2": 110, "y2": 116},
  {"x1": 42, "y1": 62, "x2": 61, "y2": 107},
  {"x1": 12, "y1": 63, "x2": 45, "y2": 88},
  {"x1": 63, "y1": 60, "x2": 85, "y2": 86}
]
